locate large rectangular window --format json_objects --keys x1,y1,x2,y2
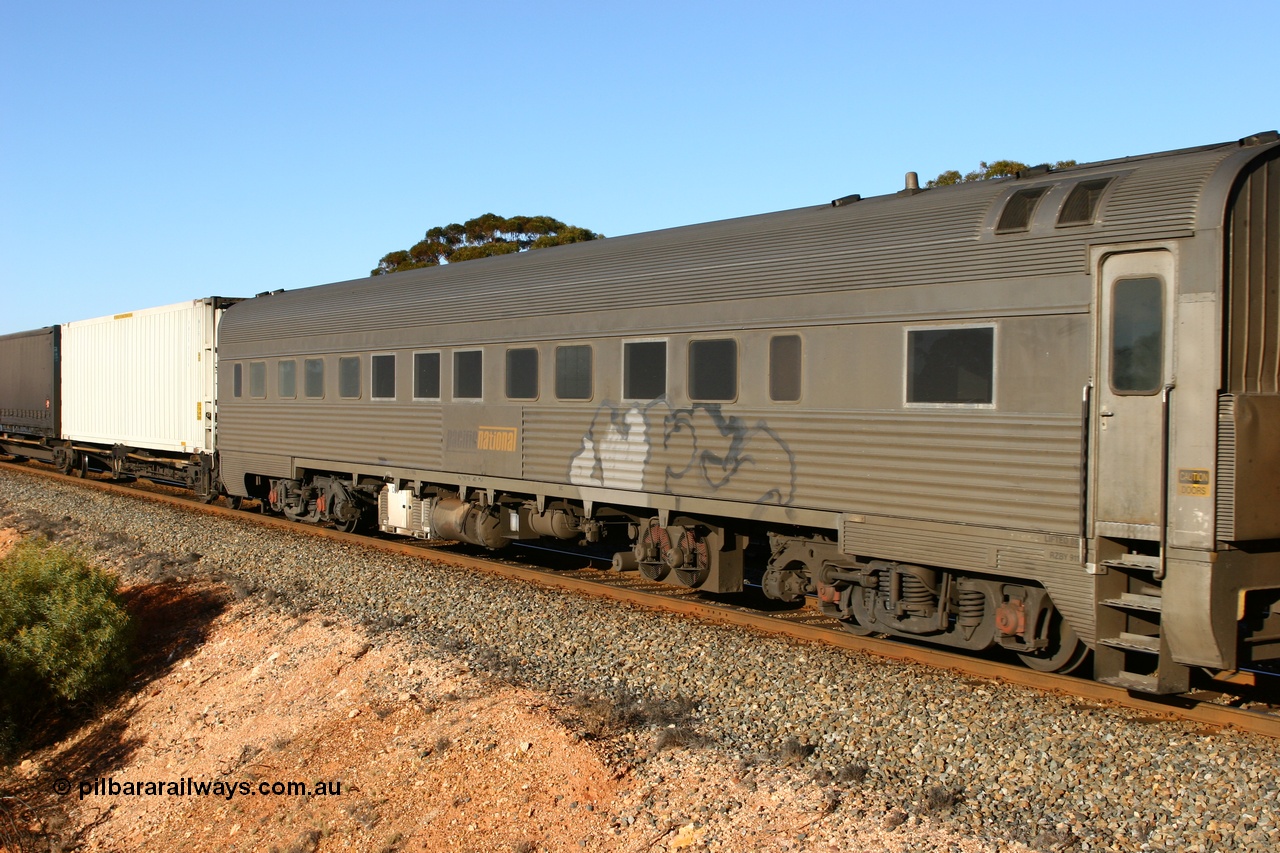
[
  {"x1": 249, "y1": 361, "x2": 266, "y2": 398},
  {"x1": 278, "y1": 360, "x2": 297, "y2": 399},
  {"x1": 1111, "y1": 277, "x2": 1163, "y2": 394},
  {"x1": 304, "y1": 358, "x2": 324, "y2": 398},
  {"x1": 624, "y1": 340, "x2": 666, "y2": 400},
  {"x1": 414, "y1": 352, "x2": 441, "y2": 399},
  {"x1": 372, "y1": 354, "x2": 396, "y2": 400},
  {"x1": 555, "y1": 345, "x2": 593, "y2": 400},
  {"x1": 506, "y1": 348, "x2": 539, "y2": 399},
  {"x1": 339, "y1": 356, "x2": 360, "y2": 399},
  {"x1": 688, "y1": 339, "x2": 737, "y2": 401},
  {"x1": 454, "y1": 350, "x2": 483, "y2": 399},
  {"x1": 907, "y1": 326, "x2": 994, "y2": 405},
  {"x1": 769, "y1": 335, "x2": 802, "y2": 402}
]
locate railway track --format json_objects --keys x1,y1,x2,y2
[{"x1": 4, "y1": 458, "x2": 1279, "y2": 739}]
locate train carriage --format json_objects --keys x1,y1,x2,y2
[{"x1": 11, "y1": 132, "x2": 1277, "y2": 692}]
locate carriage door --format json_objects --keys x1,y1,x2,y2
[{"x1": 1093, "y1": 250, "x2": 1173, "y2": 538}]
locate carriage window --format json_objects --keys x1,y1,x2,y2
[
  {"x1": 232, "y1": 363, "x2": 243, "y2": 398},
  {"x1": 414, "y1": 352, "x2": 441, "y2": 399},
  {"x1": 996, "y1": 187, "x2": 1047, "y2": 233},
  {"x1": 506, "y1": 348, "x2": 539, "y2": 399},
  {"x1": 556, "y1": 345, "x2": 593, "y2": 400},
  {"x1": 1058, "y1": 178, "x2": 1112, "y2": 226},
  {"x1": 624, "y1": 341, "x2": 666, "y2": 399},
  {"x1": 278, "y1": 360, "x2": 297, "y2": 398},
  {"x1": 1111, "y1": 277, "x2": 1163, "y2": 394},
  {"x1": 689, "y1": 339, "x2": 737, "y2": 401},
  {"x1": 907, "y1": 327, "x2": 995, "y2": 405},
  {"x1": 339, "y1": 356, "x2": 360, "y2": 399},
  {"x1": 249, "y1": 361, "x2": 266, "y2": 398},
  {"x1": 454, "y1": 350, "x2": 483, "y2": 399},
  {"x1": 372, "y1": 354, "x2": 396, "y2": 400},
  {"x1": 770, "y1": 335, "x2": 802, "y2": 402},
  {"x1": 304, "y1": 358, "x2": 324, "y2": 398}
]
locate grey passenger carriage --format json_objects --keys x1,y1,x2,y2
[{"x1": 10, "y1": 132, "x2": 1277, "y2": 692}]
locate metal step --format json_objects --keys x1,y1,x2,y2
[
  {"x1": 1098, "y1": 672, "x2": 1164, "y2": 692},
  {"x1": 1100, "y1": 593, "x2": 1164, "y2": 613},
  {"x1": 1102, "y1": 555, "x2": 1161, "y2": 571},
  {"x1": 1098, "y1": 632, "x2": 1161, "y2": 654}
]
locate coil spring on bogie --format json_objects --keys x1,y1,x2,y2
[
  {"x1": 877, "y1": 571, "x2": 893, "y2": 608},
  {"x1": 900, "y1": 573, "x2": 933, "y2": 606},
  {"x1": 956, "y1": 588, "x2": 985, "y2": 628}
]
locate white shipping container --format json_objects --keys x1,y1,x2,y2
[{"x1": 61, "y1": 299, "x2": 225, "y2": 455}]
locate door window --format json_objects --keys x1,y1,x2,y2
[{"x1": 1110, "y1": 277, "x2": 1163, "y2": 394}]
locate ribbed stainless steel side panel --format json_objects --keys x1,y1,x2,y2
[
  {"x1": 218, "y1": 144, "x2": 1242, "y2": 354},
  {"x1": 524, "y1": 407, "x2": 1081, "y2": 534},
  {"x1": 0, "y1": 326, "x2": 59, "y2": 438},
  {"x1": 1213, "y1": 392, "x2": 1280, "y2": 541},
  {"x1": 1226, "y1": 150, "x2": 1280, "y2": 393},
  {"x1": 1217, "y1": 394, "x2": 1238, "y2": 541},
  {"x1": 61, "y1": 300, "x2": 219, "y2": 454},
  {"x1": 216, "y1": 401, "x2": 444, "y2": 495}
]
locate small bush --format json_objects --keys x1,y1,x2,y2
[{"x1": 0, "y1": 537, "x2": 133, "y2": 752}]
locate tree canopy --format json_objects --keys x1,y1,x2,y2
[
  {"x1": 926, "y1": 159, "x2": 1078, "y2": 188},
  {"x1": 372, "y1": 214, "x2": 603, "y2": 276}
]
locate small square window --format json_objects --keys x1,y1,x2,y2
[
  {"x1": 907, "y1": 327, "x2": 994, "y2": 405},
  {"x1": 249, "y1": 361, "x2": 266, "y2": 398},
  {"x1": 454, "y1": 350, "x2": 483, "y2": 400},
  {"x1": 339, "y1": 356, "x2": 360, "y2": 399},
  {"x1": 506, "y1": 348, "x2": 539, "y2": 399},
  {"x1": 304, "y1": 358, "x2": 324, "y2": 398},
  {"x1": 372, "y1": 354, "x2": 396, "y2": 400},
  {"x1": 624, "y1": 341, "x2": 666, "y2": 399},
  {"x1": 688, "y1": 339, "x2": 737, "y2": 401},
  {"x1": 555, "y1": 345, "x2": 593, "y2": 400},
  {"x1": 414, "y1": 352, "x2": 441, "y2": 399},
  {"x1": 278, "y1": 360, "x2": 297, "y2": 398}
]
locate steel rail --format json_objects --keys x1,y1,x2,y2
[{"x1": 3, "y1": 460, "x2": 1278, "y2": 739}]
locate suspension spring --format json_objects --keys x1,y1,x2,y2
[
  {"x1": 877, "y1": 571, "x2": 893, "y2": 608},
  {"x1": 956, "y1": 589, "x2": 985, "y2": 628},
  {"x1": 900, "y1": 574, "x2": 934, "y2": 606}
]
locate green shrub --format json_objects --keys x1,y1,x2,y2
[{"x1": 0, "y1": 537, "x2": 133, "y2": 750}]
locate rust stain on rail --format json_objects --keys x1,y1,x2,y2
[{"x1": 3, "y1": 460, "x2": 1279, "y2": 740}]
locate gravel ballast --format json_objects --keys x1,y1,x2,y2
[{"x1": 2, "y1": 467, "x2": 1278, "y2": 852}]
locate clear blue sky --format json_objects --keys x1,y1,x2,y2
[{"x1": 1, "y1": 1, "x2": 1275, "y2": 335}]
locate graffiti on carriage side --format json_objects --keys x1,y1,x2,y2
[{"x1": 567, "y1": 400, "x2": 796, "y2": 505}]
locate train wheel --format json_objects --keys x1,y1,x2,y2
[
  {"x1": 72, "y1": 454, "x2": 87, "y2": 477},
  {"x1": 836, "y1": 618, "x2": 873, "y2": 637},
  {"x1": 226, "y1": 495, "x2": 243, "y2": 511},
  {"x1": 1018, "y1": 613, "x2": 1088, "y2": 674}
]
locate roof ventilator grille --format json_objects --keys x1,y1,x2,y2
[
  {"x1": 1058, "y1": 178, "x2": 1113, "y2": 226},
  {"x1": 996, "y1": 187, "x2": 1047, "y2": 233}
]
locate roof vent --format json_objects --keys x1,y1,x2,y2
[
  {"x1": 1241, "y1": 130, "x2": 1279, "y2": 147},
  {"x1": 831, "y1": 194, "x2": 862, "y2": 207},
  {"x1": 1016, "y1": 164, "x2": 1052, "y2": 179},
  {"x1": 897, "y1": 171, "x2": 924, "y2": 196}
]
